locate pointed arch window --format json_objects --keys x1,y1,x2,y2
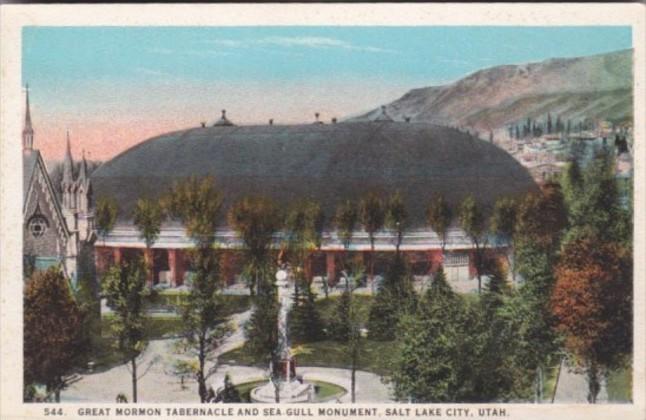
[{"x1": 27, "y1": 202, "x2": 49, "y2": 238}]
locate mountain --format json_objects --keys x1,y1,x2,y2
[{"x1": 352, "y1": 49, "x2": 632, "y2": 132}]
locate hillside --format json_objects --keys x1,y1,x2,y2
[{"x1": 352, "y1": 49, "x2": 632, "y2": 131}]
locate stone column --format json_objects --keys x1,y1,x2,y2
[
  {"x1": 113, "y1": 247, "x2": 122, "y2": 265},
  {"x1": 168, "y1": 249, "x2": 178, "y2": 287},
  {"x1": 326, "y1": 252, "x2": 336, "y2": 286}
]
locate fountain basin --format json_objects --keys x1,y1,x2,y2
[
  {"x1": 232, "y1": 379, "x2": 347, "y2": 403},
  {"x1": 250, "y1": 379, "x2": 313, "y2": 403}
]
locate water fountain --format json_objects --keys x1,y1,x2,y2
[{"x1": 249, "y1": 268, "x2": 315, "y2": 403}]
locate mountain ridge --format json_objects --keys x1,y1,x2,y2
[{"x1": 351, "y1": 49, "x2": 633, "y2": 131}]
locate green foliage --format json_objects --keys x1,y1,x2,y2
[
  {"x1": 427, "y1": 194, "x2": 452, "y2": 250},
  {"x1": 458, "y1": 195, "x2": 486, "y2": 243},
  {"x1": 228, "y1": 196, "x2": 281, "y2": 294},
  {"x1": 359, "y1": 192, "x2": 385, "y2": 248},
  {"x1": 24, "y1": 267, "x2": 83, "y2": 401},
  {"x1": 490, "y1": 197, "x2": 517, "y2": 245},
  {"x1": 367, "y1": 254, "x2": 417, "y2": 341},
  {"x1": 328, "y1": 289, "x2": 352, "y2": 341},
  {"x1": 180, "y1": 248, "x2": 230, "y2": 402},
  {"x1": 102, "y1": 259, "x2": 149, "y2": 360},
  {"x1": 385, "y1": 191, "x2": 408, "y2": 252},
  {"x1": 133, "y1": 197, "x2": 165, "y2": 248},
  {"x1": 101, "y1": 258, "x2": 149, "y2": 402},
  {"x1": 391, "y1": 267, "x2": 467, "y2": 402},
  {"x1": 244, "y1": 270, "x2": 280, "y2": 364},
  {"x1": 95, "y1": 196, "x2": 119, "y2": 241},
  {"x1": 289, "y1": 281, "x2": 325, "y2": 343},
  {"x1": 165, "y1": 176, "x2": 223, "y2": 247},
  {"x1": 563, "y1": 149, "x2": 630, "y2": 245},
  {"x1": 335, "y1": 200, "x2": 357, "y2": 250},
  {"x1": 284, "y1": 200, "x2": 324, "y2": 255}
]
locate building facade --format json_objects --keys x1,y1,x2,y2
[
  {"x1": 22, "y1": 88, "x2": 94, "y2": 285},
  {"x1": 91, "y1": 110, "x2": 538, "y2": 292}
]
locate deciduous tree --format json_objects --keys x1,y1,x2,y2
[
  {"x1": 385, "y1": 191, "x2": 408, "y2": 254},
  {"x1": 95, "y1": 196, "x2": 119, "y2": 245},
  {"x1": 458, "y1": 195, "x2": 487, "y2": 294},
  {"x1": 24, "y1": 268, "x2": 83, "y2": 402},
  {"x1": 359, "y1": 192, "x2": 385, "y2": 283},
  {"x1": 427, "y1": 194, "x2": 452, "y2": 252},
  {"x1": 551, "y1": 235, "x2": 632, "y2": 403},
  {"x1": 102, "y1": 259, "x2": 150, "y2": 403}
]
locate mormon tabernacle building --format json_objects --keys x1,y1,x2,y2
[{"x1": 85, "y1": 107, "x2": 538, "y2": 293}]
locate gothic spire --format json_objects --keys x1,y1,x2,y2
[
  {"x1": 77, "y1": 149, "x2": 88, "y2": 183},
  {"x1": 23, "y1": 84, "x2": 34, "y2": 151},
  {"x1": 62, "y1": 131, "x2": 74, "y2": 185}
]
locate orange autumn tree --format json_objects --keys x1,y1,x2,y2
[{"x1": 551, "y1": 234, "x2": 632, "y2": 403}]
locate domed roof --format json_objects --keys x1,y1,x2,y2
[{"x1": 92, "y1": 121, "x2": 537, "y2": 227}]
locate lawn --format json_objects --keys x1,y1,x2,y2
[
  {"x1": 91, "y1": 294, "x2": 252, "y2": 371},
  {"x1": 220, "y1": 294, "x2": 395, "y2": 375}
]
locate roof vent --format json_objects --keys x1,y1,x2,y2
[
  {"x1": 200, "y1": 121, "x2": 206, "y2": 128},
  {"x1": 314, "y1": 112, "x2": 323, "y2": 125},
  {"x1": 331, "y1": 117, "x2": 337, "y2": 124},
  {"x1": 269, "y1": 119, "x2": 274, "y2": 126},
  {"x1": 373, "y1": 105, "x2": 393, "y2": 122},
  {"x1": 404, "y1": 116, "x2": 411, "y2": 123},
  {"x1": 214, "y1": 109, "x2": 234, "y2": 127}
]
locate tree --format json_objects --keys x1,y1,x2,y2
[
  {"x1": 24, "y1": 267, "x2": 83, "y2": 402},
  {"x1": 165, "y1": 176, "x2": 222, "y2": 248},
  {"x1": 515, "y1": 182, "x2": 567, "y2": 252},
  {"x1": 95, "y1": 196, "x2": 119, "y2": 245},
  {"x1": 359, "y1": 192, "x2": 385, "y2": 283},
  {"x1": 458, "y1": 195, "x2": 487, "y2": 294},
  {"x1": 551, "y1": 235, "x2": 632, "y2": 403},
  {"x1": 179, "y1": 248, "x2": 230, "y2": 402},
  {"x1": 391, "y1": 267, "x2": 467, "y2": 402},
  {"x1": 385, "y1": 191, "x2": 408, "y2": 254},
  {"x1": 244, "y1": 266, "x2": 279, "y2": 363},
  {"x1": 133, "y1": 198, "x2": 165, "y2": 249},
  {"x1": 289, "y1": 279, "x2": 324, "y2": 343},
  {"x1": 335, "y1": 200, "x2": 358, "y2": 288},
  {"x1": 489, "y1": 197, "x2": 518, "y2": 281},
  {"x1": 102, "y1": 259, "x2": 150, "y2": 403},
  {"x1": 427, "y1": 194, "x2": 452, "y2": 252},
  {"x1": 133, "y1": 197, "x2": 165, "y2": 284},
  {"x1": 547, "y1": 112, "x2": 553, "y2": 134},
  {"x1": 564, "y1": 149, "x2": 629, "y2": 245},
  {"x1": 228, "y1": 196, "x2": 281, "y2": 296},
  {"x1": 367, "y1": 253, "x2": 417, "y2": 341}
]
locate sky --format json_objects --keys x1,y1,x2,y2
[{"x1": 22, "y1": 26, "x2": 632, "y2": 162}]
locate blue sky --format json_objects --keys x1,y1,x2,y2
[{"x1": 21, "y1": 26, "x2": 632, "y2": 161}]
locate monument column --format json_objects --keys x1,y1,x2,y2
[{"x1": 168, "y1": 249, "x2": 177, "y2": 287}]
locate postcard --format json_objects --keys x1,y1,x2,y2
[{"x1": 0, "y1": 3, "x2": 644, "y2": 420}]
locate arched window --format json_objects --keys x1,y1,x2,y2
[{"x1": 27, "y1": 203, "x2": 49, "y2": 238}]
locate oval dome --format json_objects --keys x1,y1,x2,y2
[{"x1": 91, "y1": 121, "x2": 538, "y2": 227}]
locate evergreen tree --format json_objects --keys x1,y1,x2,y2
[
  {"x1": 547, "y1": 113, "x2": 552, "y2": 134},
  {"x1": 289, "y1": 277, "x2": 324, "y2": 343},
  {"x1": 328, "y1": 289, "x2": 352, "y2": 341},
  {"x1": 391, "y1": 267, "x2": 466, "y2": 402},
  {"x1": 244, "y1": 267, "x2": 279, "y2": 363},
  {"x1": 367, "y1": 254, "x2": 417, "y2": 341}
]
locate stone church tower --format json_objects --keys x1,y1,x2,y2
[{"x1": 22, "y1": 85, "x2": 94, "y2": 285}]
